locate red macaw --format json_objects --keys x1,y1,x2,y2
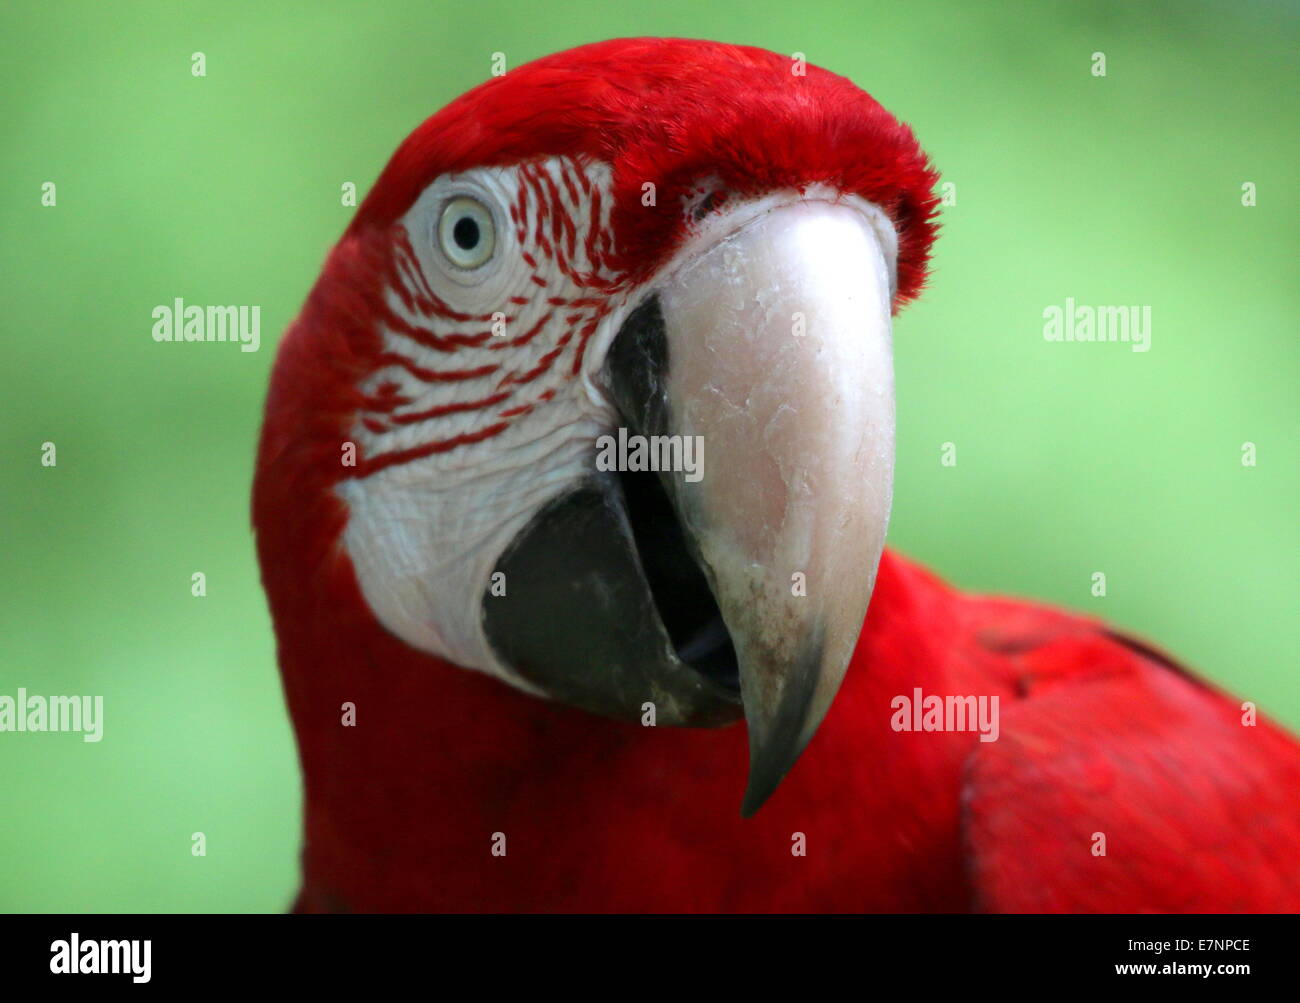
[{"x1": 253, "y1": 37, "x2": 1300, "y2": 912}]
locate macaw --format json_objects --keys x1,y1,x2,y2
[{"x1": 253, "y1": 37, "x2": 1300, "y2": 912}]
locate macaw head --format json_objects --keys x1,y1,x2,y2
[{"x1": 254, "y1": 37, "x2": 938, "y2": 816}]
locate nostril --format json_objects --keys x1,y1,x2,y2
[{"x1": 691, "y1": 189, "x2": 727, "y2": 222}]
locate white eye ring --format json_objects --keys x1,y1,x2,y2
[{"x1": 437, "y1": 196, "x2": 496, "y2": 269}]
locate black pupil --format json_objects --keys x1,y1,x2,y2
[{"x1": 452, "y1": 216, "x2": 480, "y2": 250}]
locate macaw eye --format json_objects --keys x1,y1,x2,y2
[{"x1": 437, "y1": 196, "x2": 496, "y2": 269}]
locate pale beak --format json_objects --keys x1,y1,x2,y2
[
  {"x1": 486, "y1": 196, "x2": 897, "y2": 815},
  {"x1": 623, "y1": 198, "x2": 897, "y2": 814}
]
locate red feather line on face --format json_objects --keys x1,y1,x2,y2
[{"x1": 350, "y1": 158, "x2": 616, "y2": 479}]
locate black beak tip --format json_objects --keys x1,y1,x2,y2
[
  {"x1": 738, "y1": 747, "x2": 798, "y2": 818},
  {"x1": 739, "y1": 786, "x2": 769, "y2": 819},
  {"x1": 737, "y1": 632, "x2": 829, "y2": 818}
]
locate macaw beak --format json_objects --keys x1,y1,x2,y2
[{"x1": 485, "y1": 196, "x2": 897, "y2": 815}]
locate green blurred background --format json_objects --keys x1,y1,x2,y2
[{"x1": 1, "y1": 0, "x2": 1296, "y2": 912}]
